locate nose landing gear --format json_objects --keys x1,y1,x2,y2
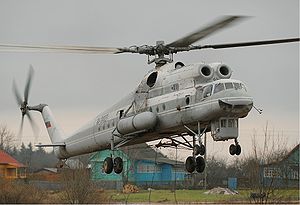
[{"x1": 229, "y1": 139, "x2": 241, "y2": 155}]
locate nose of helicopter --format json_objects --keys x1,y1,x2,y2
[{"x1": 218, "y1": 97, "x2": 253, "y2": 117}]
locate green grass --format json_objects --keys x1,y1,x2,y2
[{"x1": 108, "y1": 189, "x2": 299, "y2": 204}]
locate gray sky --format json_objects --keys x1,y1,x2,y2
[{"x1": 0, "y1": 0, "x2": 299, "y2": 158}]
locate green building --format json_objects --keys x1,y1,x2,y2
[
  {"x1": 90, "y1": 143, "x2": 186, "y2": 189},
  {"x1": 261, "y1": 144, "x2": 299, "y2": 188}
]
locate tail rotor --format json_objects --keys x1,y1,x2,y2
[{"x1": 13, "y1": 65, "x2": 39, "y2": 142}]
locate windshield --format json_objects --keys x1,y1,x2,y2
[
  {"x1": 201, "y1": 81, "x2": 247, "y2": 98},
  {"x1": 214, "y1": 82, "x2": 247, "y2": 94}
]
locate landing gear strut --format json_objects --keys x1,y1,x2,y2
[
  {"x1": 229, "y1": 139, "x2": 241, "y2": 155},
  {"x1": 184, "y1": 122, "x2": 206, "y2": 173},
  {"x1": 103, "y1": 134, "x2": 124, "y2": 174}
]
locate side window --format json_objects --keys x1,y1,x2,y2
[
  {"x1": 214, "y1": 83, "x2": 225, "y2": 94},
  {"x1": 171, "y1": 83, "x2": 179, "y2": 91},
  {"x1": 146, "y1": 72, "x2": 158, "y2": 87},
  {"x1": 228, "y1": 119, "x2": 234, "y2": 127},
  {"x1": 203, "y1": 85, "x2": 213, "y2": 98},
  {"x1": 196, "y1": 87, "x2": 203, "y2": 101},
  {"x1": 234, "y1": 119, "x2": 238, "y2": 127},
  {"x1": 119, "y1": 110, "x2": 124, "y2": 119},
  {"x1": 220, "y1": 119, "x2": 226, "y2": 128}
]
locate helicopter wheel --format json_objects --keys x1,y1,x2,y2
[
  {"x1": 103, "y1": 157, "x2": 113, "y2": 174},
  {"x1": 229, "y1": 144, "x2": 236, "y2": 155},
  {"x1": 235, "y1": 144, "x2": 241, "y2": 155},
  {"x1": 195, "y1": 156, "x2": 205, "y2": 173},
  {"x1": 113, "y1": 157, "x2": 123, "y2": 174},
  {"x1": 229, "y1": 144, "x2": 242, "y2": 155},
  {"x1": 185, "y1": 156, "x2": 196, "y2": 173}
]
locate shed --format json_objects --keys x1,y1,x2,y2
[
  {"x1": 90, "y1": 143, "x2": 186, "y2": 189},
  {"x1": 0, "y1": 150, "x2": 26, "y2": 179},
  {"x1": 261, "y1": 144, "x2": 299, "y2": 188}
]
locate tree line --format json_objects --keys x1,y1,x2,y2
[{"x1": 0, "y1": 125, "x2": 58, "y2": 172}]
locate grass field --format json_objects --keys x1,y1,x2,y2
[{"x1": 108, "y1": 189, "x2": 300, "y2": 204}]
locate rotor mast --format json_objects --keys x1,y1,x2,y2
[{"x1": 148, "y1": 41, "x2": 173, "y2": 67}]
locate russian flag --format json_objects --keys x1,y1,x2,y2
[{"x1": 45, "y1": 121, "x2": 51, "y2": 128}]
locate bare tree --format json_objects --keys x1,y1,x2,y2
[
  {"x1": 0, "y1": 125, "x2": 16, "y2": 152},
  {"x1": 60, "y1": 168, "x2": 102, "y2": 203},
  {"x1": 245, "y1": 123, "x2": 289, "y2": 203}
]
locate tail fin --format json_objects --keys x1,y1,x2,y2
[{"x1": 29, "y1": 104, "x2": 65, "y2": 143}]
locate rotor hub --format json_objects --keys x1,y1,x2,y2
[{"x1": 20, "y1": 101, "x2": 29, "y2": 115}]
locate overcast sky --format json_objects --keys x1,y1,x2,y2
[{"x1": 0, "y1": 0, "x2": 298, "y2": 159}]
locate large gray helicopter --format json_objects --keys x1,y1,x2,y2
[{"x1": 4, "y1": 16, "x2": 299, "y2": 174}]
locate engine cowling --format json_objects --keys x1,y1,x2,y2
[
  {"x1": 198, "y1": 64, "x2": 214, "y2": 80},
  {"x1": 117, "y1": 111, "x2": 157, "y2": 135},
  {"x1": 210, "y1": 63, "x2": 232, "y2": 79},
  {"x1": 193, "y1": 63, "x2": 214, "y2": 84}
]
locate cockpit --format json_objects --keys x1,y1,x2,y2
[{"x1": 198, "y1": 80, "x2": 248, "y2": 99}]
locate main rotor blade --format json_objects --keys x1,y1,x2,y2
[
  {"x1": 12, "y1": 79, "x2": 22, "y2": 106},
  {"x1": 193, "y1": 38, "x2": 300, "y2": 50},
  {"x1": 24, "y1": 65, "x2": 34, "y2": 104},
  {"x1": 167, "y1": 15, "x2": 246, "y2": 47},
  {"x1": 0, "y1": 44, "x2": 123, "y2": 54}
]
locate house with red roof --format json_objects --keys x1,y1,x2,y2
[{"x1": 0, "y1": 150, "x2": 26, "y2": 179}]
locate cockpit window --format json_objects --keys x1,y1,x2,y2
[
  {"x1": 203, "y1": 85, "x2": 213, "y2": 98},
  {"x1": 241, "y1": 83, "x2": 247, "y2": 92},
  {"x1": 214, "y1": 83, "x2": 225, "y2": 94},
  {"x1": 225, "y1": 82, "x2": 234, "y2": 89},
  {"x1": 233, "y1": 83, "x2": 241, "y2": 90},
  {"x1": 212, "y1": 82, "x2": 247, "y2": 95}
]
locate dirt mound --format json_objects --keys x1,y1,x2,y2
[{"x1": 204, "y1": 187, "x2": 238, "y2": 195}]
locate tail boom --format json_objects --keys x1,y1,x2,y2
[{"x1": 29, "y1": 104, "x2": 68, "y2": 158}]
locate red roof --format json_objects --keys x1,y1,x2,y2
[{"x1": 0, "y1": 150, "x2": 25, "y2": 168}]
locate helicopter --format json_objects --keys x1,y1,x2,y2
[{"x1": 2, "y1": 16, "x2": 299, "y2": 174}]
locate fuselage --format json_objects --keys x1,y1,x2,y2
[{"x1": 53, "y1": 61, "x2": 253, "y2": 159}]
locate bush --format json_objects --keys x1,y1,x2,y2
[
  {"x1": 0, "y1": 179, "x2": 45, "y2": 203},
  {"x1": 60, "y1": 168, "x2": 106, "y2": 203}
]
